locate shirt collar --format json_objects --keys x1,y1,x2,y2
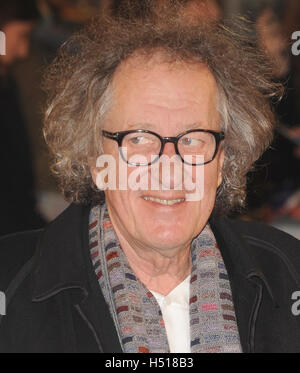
[{"x1": 150, "y1": 274, "x2": 191, "y2": 308}]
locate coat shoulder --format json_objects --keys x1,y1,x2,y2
[
  {"x1": 0, "y1": 229, "x2": 42, "y2": 290},
  {"x1": 227, "y1": 218, "x2": 300, "y2": 249},
  {"x1": 224, "y1": 217, "x2": 300, "y2": 283}
]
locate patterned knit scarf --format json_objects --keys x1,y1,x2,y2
[{"x1": 89, "y1": 203, "x2": 242, "y2": 353}]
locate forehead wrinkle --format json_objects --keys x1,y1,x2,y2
[
  {"x1": 106, "y1": 54, "x2": 220, "y2": 132},
  {"x1": 126, "y1": 121, "x2": 208, "y2": 132},
  {"x1": 112, "y1": 53, "x2": 216, "y2": 97}
]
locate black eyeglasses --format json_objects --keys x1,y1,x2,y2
[{"x1": 102, "y1": 129, "x2": 225, "y2": 166}]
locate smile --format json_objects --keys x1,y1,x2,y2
[{"x1": 142, "y1": 196, "x2": 185, "y2": 205}]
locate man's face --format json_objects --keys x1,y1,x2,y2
[
  {"x1": 92, "y1": 55, "x2": 224, "y2": 255},
  {"x1": 1, "y1": 21, "x2": 33, "y2": 66}
]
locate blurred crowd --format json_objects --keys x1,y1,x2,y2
[{"x1": 0, "y1": 0, "x2": 299, "y2": 237}]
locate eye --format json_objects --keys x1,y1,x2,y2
[
  {"x1": 129, "y1": 135, "x2": 152, "y2": 145},
  {"x1": 130, "y1": 136, "x2": 143, "y2": 145},
  {"x1": 180, "y1": 137, "x2": 201, "y2": 146}
]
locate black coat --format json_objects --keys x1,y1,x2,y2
[{"x1": 0, "y1": 203, "x2": 300, "y2": 353}]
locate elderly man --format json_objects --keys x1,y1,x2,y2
[{"x1": 0, "y1": 7, "x2": 300, "y2": 353}]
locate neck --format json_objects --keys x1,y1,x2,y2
[{"x1": 112, "y1": 226, "x2": 192, "y2": 296}]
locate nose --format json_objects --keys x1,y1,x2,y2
[
  {"x1": 161, "y1": 141, "x2": 177, "y2": 158},
  {"x1": 154, "y1": 140, "x2": 184, "y2": 190}
]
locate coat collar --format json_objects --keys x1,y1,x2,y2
[{"x1": 32, "y1": 203, "x2": 90, "y2": 303}]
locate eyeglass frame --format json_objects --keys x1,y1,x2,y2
[{"x1": 102, "y1": 128, "x2": 225, "y2": 166}]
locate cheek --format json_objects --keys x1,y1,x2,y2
[
  {"x1": 105, "y1": 190, "x2": 132, "y2": 224},
  {"x1": 204, "y1": 167, "x2": 219, "y2": 187},
  {"x1": 201, "y1": 166, "x2": 220, "y2": 207},
  {"x1": 105, "y1": 189, "x2": 142, "y2": 238},
  {"x1": 185, "y1": 164, "x2": 219, "y2": 201}
]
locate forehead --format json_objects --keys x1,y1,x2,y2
[{"x1": 107, "y1": 53, "x2": 219, "y2": 131}]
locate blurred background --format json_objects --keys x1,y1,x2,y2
[{"x1": 0, "y1": 0, "x2": 299, "y2": 238}]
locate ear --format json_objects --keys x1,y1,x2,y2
[{"x1": 217, "y1": 147, "x2": 225, "y2": 188}]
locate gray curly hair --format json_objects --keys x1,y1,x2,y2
[{"x1": 43, "y1": 7, "x2": 282, "y2": 215}]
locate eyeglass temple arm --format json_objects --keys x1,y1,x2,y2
[{"x1": 102, "y1": 130, "x2": 119, "y2": 139}]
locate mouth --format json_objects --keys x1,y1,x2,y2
[{"x1": 142, "y1": 196, "x2": 185, "y2": 206}]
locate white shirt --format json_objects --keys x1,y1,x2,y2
[{"x1": 150, "y1": 275, "x2": 191, "y2": 353}]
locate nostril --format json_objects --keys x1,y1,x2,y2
[{"x1": 161, "y1": 141, "x2": 177, "y2": 157}]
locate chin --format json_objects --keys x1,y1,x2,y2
[{"x1": 141, "y1": 224, "x2": 189, "y2": 251}]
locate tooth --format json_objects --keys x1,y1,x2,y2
[{"x1": 143, "y1": 196, "x2": 185, "y2": 205}]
